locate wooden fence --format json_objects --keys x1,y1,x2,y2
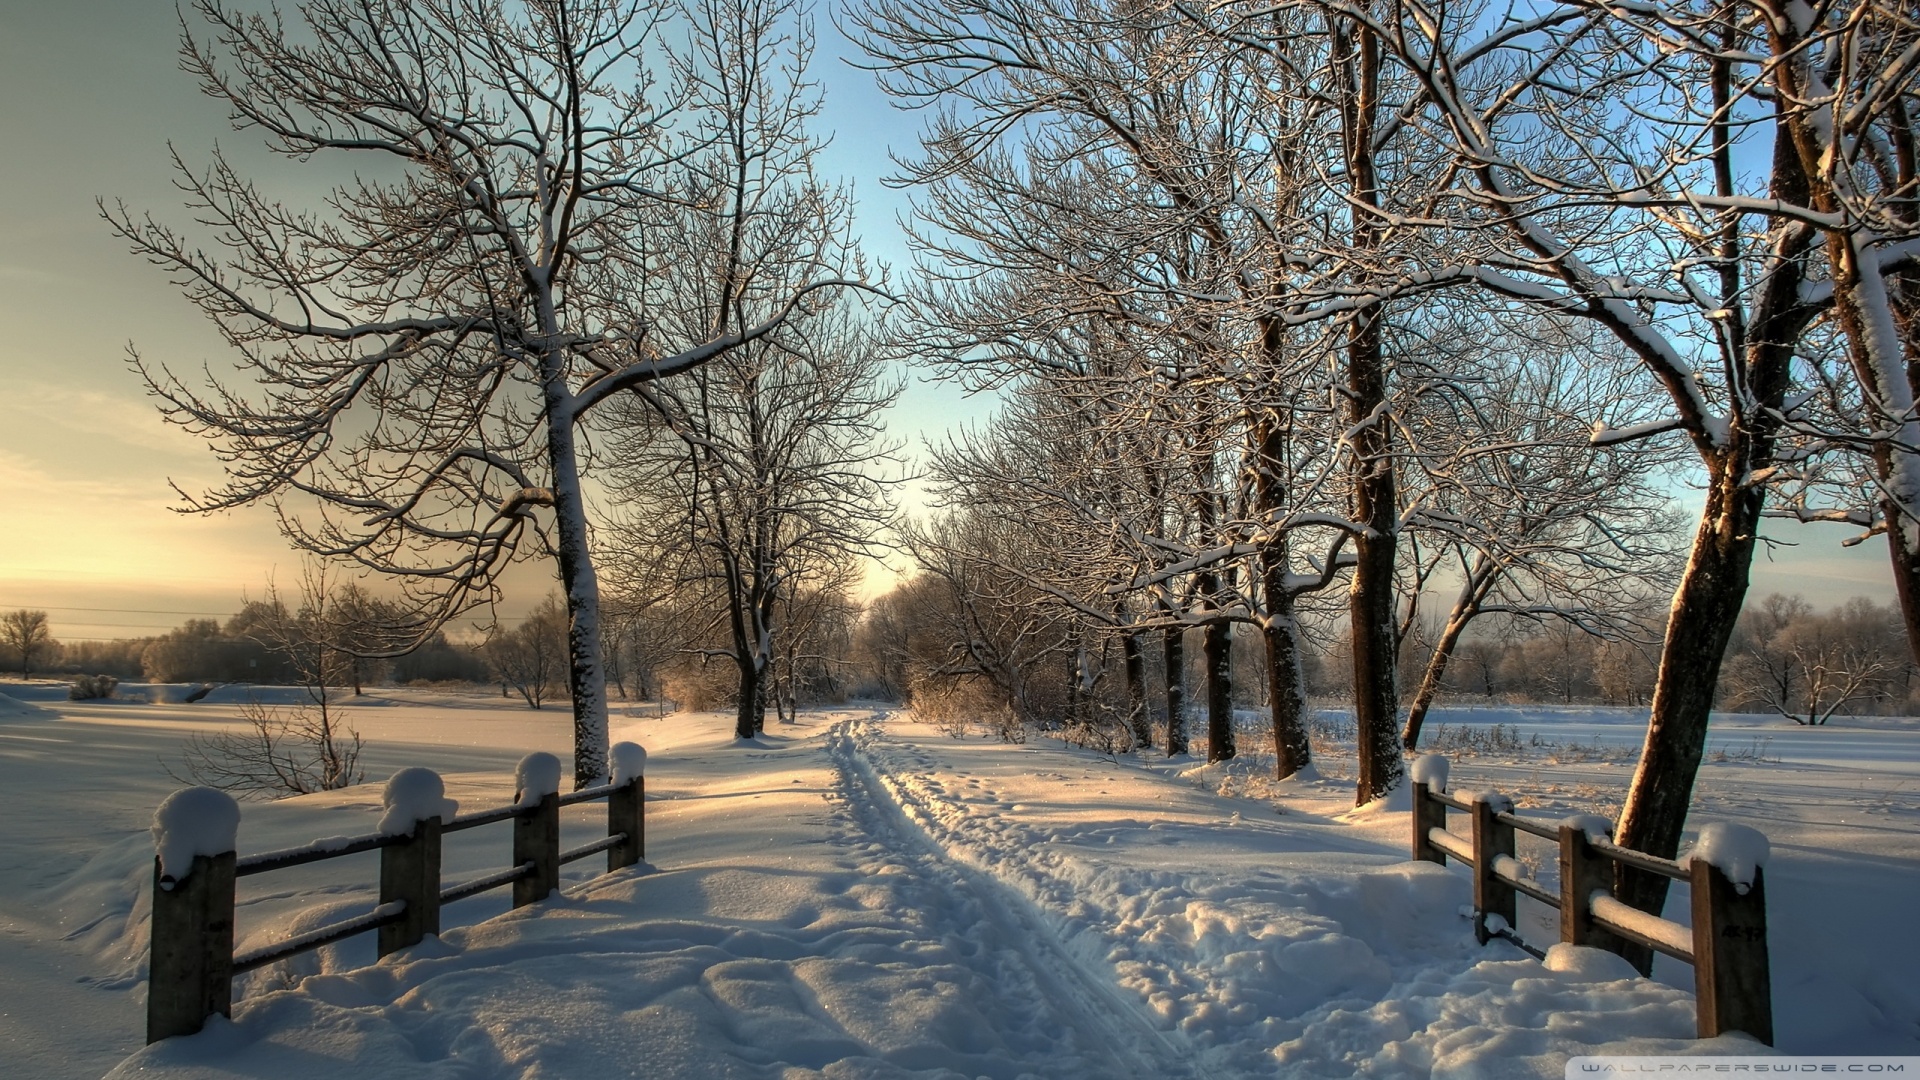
[
  {"x1": 1411, "y1": 767, "x2": 1771, "y2": 1045},
  {"x1": 147, "y1": 751, "x2": 647, "y2": 1044}
]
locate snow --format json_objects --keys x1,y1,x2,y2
[
  {"x1": 1591, "y1": 894, "x2": 1696, "y2": 959},
  {"x1": 1685, "y1": 821, "x2": 1770, "y2": 893},
  {"x1": 1410, "y1": 751, "x2": 1451, "y2": 791},
  {"x1": 1544, "y1": 943, "x2": 1642, "y2": 982},
  {"x1": 609, "y1": 741, "x2": 645, "y2": 784},
  {"x1": 1492, "y1": 852, "x2": 1531, "y2": 884},
  {"x1": 377, "y1": 768, "x2": 457, "y2": 835},
  {"x1": 1463, "y1": 788, "x2": 1516, "y2": 813},
  {"x1": 1429, "y1": 825, "x2": 1474, "y2": 862},
  {"x1": 1564, "y1": 813, "x2": 1614, "y2": 841},
  {"x1": 511, "y1": 751, "x2": 560, "y2": 805},
  {"x1": 151, "y1": 787, "x2": 240, "y2": 884},
  {"x1": 1, "y1": 687, "x2": 1917, "y2": 1077}
]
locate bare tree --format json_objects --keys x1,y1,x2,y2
[
  {"x1": 1396, "y1": 317, "x2": 1686, "y2": 748},
  {"x1": 110, "y1": 0, "x2": 866, "y2": 786},
  {"x1": 1724, "y1": 595, "x2": 1902, "y2": 724},
  {"x1": 1239, "y1": 0, "x2": 1848, "y2": 943},
  {"x1": 2, "y1": 610, "x2": 55, "y2": 679},
  {"x1": 896, "y1": 509, "x2": 1078, "y2": 732},
  {"x1": 485, "y1": 594, "x2": 571, "y2": 709},
  {"x1": 768, "y1": 574, "x2": 861, "y2": 723},
  {"x1": 171, "y1": 567, "x2": 366, "y2": 797},
  {"x1": 607, "y1": 298, "x2": 899, "y2": 737},
  {"x1": 602, "y1": 0, "x2": 900, "y2": 739}
]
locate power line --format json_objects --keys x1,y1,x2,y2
[{"x1": 0, "y1": 604, "x2": 239, "y2": 616}]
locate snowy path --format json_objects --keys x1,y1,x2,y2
[
  {"x1": 825, "y1": 714, "x2": 1208, "y2": 1079},
  {"x1": 828, "y1": 713, "x2": 1739, "y2": 1077}
]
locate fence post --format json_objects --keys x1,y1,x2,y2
[
  {"x1": 514, "y1": 792, "x2": 561, "y2": 907},
  {"x1": 1558, "y1": 822, "x2": 1623, "y2": 956},
  {"x1": 608, "y1": 741, "x2": 647, "y2": 872},
  {"x1": 377, "y1": 815, "x2": 442, "y2": 957},
  {"x1": 1470, "y1": 794, "x2": 1515, "y2": 945},
  {"x1": 1412, "y1": 782, "x2": 1447, "y2": 865},
  {"x1": 1691, "y1": 859, "x2": 1773, "y2": 1044},
  {"x1": 146, "y1": 851, "x2": 237, "y2": 1043},
  {"x1": 608, "y1": 776, "x2": 644, "y2": 871}
]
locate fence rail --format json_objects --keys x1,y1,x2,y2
[
  {"x1": 1411, "y1": 760, "x2": 1771, "y2": 1045},
  {"x1": 146, "y1": 745, "x2": 648, "y2": 1044}
]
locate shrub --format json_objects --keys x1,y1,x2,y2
[
  {"x1": 68, "y1": 674, "x2": 118, "y2": 700},
  {"x1": 661, "y1": 662, "x2": 737, "y2": 712},
  {"x1": 908, "y1": 673, "x2": 1023, "y2": 742}
]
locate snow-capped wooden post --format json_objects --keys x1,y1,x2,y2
[
  {"x1": 376, "y1": 768, "x2": 454, "y2": 957},
  {"x1": 513, "y1": 753, "x2": 563, "y2": 907},
  {"x1": 608, "y1": 742, "x2": 646, "y2": 870},
  {"x1": 147, "y1": 787, "x2": 240, "y2": 1043},
  {"x1": 1557, "y1": 816, "x2": 1621, "y2": 956},
  {"x1": 1409, "y1": 755, "x2": 1450, "y2": 865},
  {"x1": 1688, "y1": 823, "x2": 1773, "y2": 1044},
  {"x1": 1468, "y1": 791, "x2": 1515, "y2": 945}
]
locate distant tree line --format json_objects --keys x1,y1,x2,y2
[
  {"x1": 10, "y1": 584, "x2": 1911, "y2": 732},
  {"x1": 1, "y1": 601, "x2": 489, "y2": 686},
  {"x1": 844, "y1": 585, "x2": 1919, "y2": 738}
]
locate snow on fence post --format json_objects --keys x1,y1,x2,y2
[
  {"x1": 377, "y1": 768, "x2": 455, "y2": 958},
  {"x1": 513, "y1": 753, "x2": 562, "y2": 907},
  {"x1": 147, "y1": 787, "x2": 240, "y2": 1043},
  {"x1": 1688, "y1": 823, "x2": 1773, "y2": 1044},
  {"x1": 1468, "y1": 791, "x2": 1515, "y2": 946},
  {"x1": 1409, "y1": 755, "x2": 1450, "y2": 866},
  {"x1": 608, "y1": 742, "x2": 646, "y2": 871},
  {"x1": 1557, "y1": 816, "x2": 1622, "y2": 957}
]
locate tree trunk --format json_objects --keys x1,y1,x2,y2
[
  {"x1": 1335, "y1": 10, "x2": 1402, "y2": 806},
  {"x1": 1198, "y1": 563, "x2": 1235, "y2": 762},
  {"x1": 1249, "y1": 397, "x2": 1309, "y2": 777},
  {"x1": 1402, "y1": 560, "x2": 1498, "y2": 750},
  {"x1": 735, "y1": 655, "x2": 762, "y2": 741},
  {"x1": 1122, "y1": 626, "x2": 1150, "y2": 750},
  {"x1": 1402, "y1": 609, "x2": 1469, "y2": 751},
  {"x1": 1262, "y1": 581, "x2": 1311, "y2": 780},
  {"x1": 1613, "y1": 462, "x2": 1764, "y2": 967},
  {"x1": 1614, "y1": 85, "x2": 1817, "y2": 965},
  {"x1": 1883, "y1": 507, "x2": 1920, "y2": 669},
  {"x1": 1204, "y1": 618, "x2": 1234, "y2": 762},
  {"x1": 543, "y1": 363, "x2": 610, "y2": 789},
  {"x1": 1163, "y1": 626, "x2": 1187, "y2": 756},
  {"x1": 1065, "y1": 623, "x2": 1084, "y2": 727}
]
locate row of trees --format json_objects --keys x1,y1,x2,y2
[{"x1": 841, "y1": 0, "x2": 1920, "y2": 947}]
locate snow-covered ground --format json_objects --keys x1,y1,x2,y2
[{"x1": 0, "y1": 683, "x2": 1914, "y2": 1078}]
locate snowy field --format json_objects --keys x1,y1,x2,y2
[{"x1": 0, "y1": 684, "x2": 1915, "y2": 1079}]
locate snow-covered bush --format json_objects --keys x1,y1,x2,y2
[
  {"x1": 661, "y1": 662, "x2": 738, "y2": 713},
  {"x1": 1061, "y1": 712, "x2": 1135, "y2": 756},
  {"x1": 908, "y1": 672, "x2": 1023, "y2": 742},
  {"x1": 67, "y1": 673, "x2": 118, "y2": 700}
]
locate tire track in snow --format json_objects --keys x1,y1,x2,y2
[{"x1": 827, "y1": 712, "x2": 1216, "y2": 1080}]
